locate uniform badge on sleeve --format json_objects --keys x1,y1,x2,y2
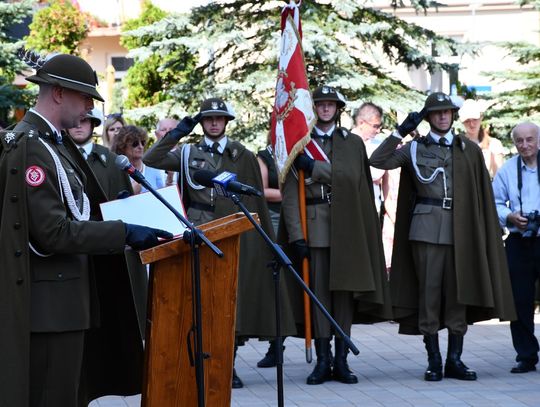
[{"x1": 25, "y1": 165, "x2": 46, "y2": 187}]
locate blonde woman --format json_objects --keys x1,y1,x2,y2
[
  {"x1": 459, "y1": 99, "x2": 505, "y2": 178},
  {"x1": 102, "y1": 113, "x2": 126, "y2": 148}
]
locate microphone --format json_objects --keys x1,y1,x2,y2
[
  {"x1": 193, "y1": 170, "x2": 262, "y2": 197},
  {"x1": 115, "y1": 154, "x2": 147, "y2": 185}
]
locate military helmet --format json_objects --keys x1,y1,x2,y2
[
  {"x1": 312, "y1": 85, "x2": 346, "y2": 108},
  {"x1": 423, "y1": 92, "x2": 459, "y2": 113},
  {"x1": 25, "y1": 53, "x2": 104, "y2": 102},
  {"x1": 86, "y1": 108, "x2": 104, "y2": 127},
  {"x1": 199, "y1": 97, "x2": 235, "y2": 120}
]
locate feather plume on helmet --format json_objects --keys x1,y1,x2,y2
[{"x1": 16, "y1": 47, "x2": 104, "y2": 102}]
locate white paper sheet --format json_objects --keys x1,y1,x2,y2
[{"x1": 100, "y1": 185, "x2": 187, "y2": 237}]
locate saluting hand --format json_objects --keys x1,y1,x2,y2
[{"x1": 168, "y1": 113, "x2": 202, "y2": 141}]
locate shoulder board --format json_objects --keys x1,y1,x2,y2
[{"x1": 0, "y1": 130, "x2": 25, "y2": 149}]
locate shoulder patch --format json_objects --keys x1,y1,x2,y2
[{"x1": 25, "y1": 165, "x2": 46, "y2": 187}]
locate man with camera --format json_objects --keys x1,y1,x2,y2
[{"x1": 493, "y1": 121, "x2": 540, "y2": 374}]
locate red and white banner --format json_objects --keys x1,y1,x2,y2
[{"x1": 270, "y1": 1, "x2": 316, "y2": 184}]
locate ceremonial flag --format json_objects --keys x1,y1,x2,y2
[{"x1": 271, "y1": 1, "x2": 316, "y2": 184}]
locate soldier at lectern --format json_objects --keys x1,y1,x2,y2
[{"x1": 144, "y1": 97, "x2": 298, "y2": 388}]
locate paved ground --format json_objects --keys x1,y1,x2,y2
[{"x1": 90, "y1": 317, "x2": 540, "y2": 406}]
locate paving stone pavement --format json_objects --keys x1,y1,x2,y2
[{"x1": 90, "y1": 317, "x2": 540, "y2": 406}]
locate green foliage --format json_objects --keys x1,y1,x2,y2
[
  {"x1": 121, "y1": 0, "x2": 167, "y2": 49},
  {"x1": 25, "y1": 0, "x2": 89, "y2": 55},
  {"x1": 121, "y1": 1, "x2": 195, "y2": 112},
  {"x1": 123, "y1": 0, "x2": 465, "y2": 147},
  {"x1": 0, "y1": 0, "x2": 35, "y2": 123},
  {"x1": 484, "y1": 41, "x2": 540, "y2": 139}
]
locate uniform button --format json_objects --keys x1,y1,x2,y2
[
  {"x1": 58, "y1": 273, "x2": 63, "y2": 279},
  {"x1": 14, "y1": 250, "x2": 22, "y2": 257},
  {"x1": 10, "y1": 168, "x2": 18, "y2": 174},
  {"x1": 16, "y1": 278, "x2": 24, "y2": 285},
  {"x1": 10, "y1": 195, "x2": 18, "y2": 203},
  {"x1": 13, "y1": 222, "x2": 21, "y2": 230}
]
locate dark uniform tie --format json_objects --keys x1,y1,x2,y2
[
  {"x1": 78, "y1": 147, "x2": 87, "y2": 159},
  {"x1": 211, "y1": 142, "x2": 221, "y2": 155},
  {"x1": 439, "y1": 137, "x2": 448, "y2": 146}
]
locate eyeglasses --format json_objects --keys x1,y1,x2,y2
[
  {"x1": 363, "y1": 120, "x2": 382, "y2": 130},
  {"x1": 131, "y1": 139, "x2": 147, "y2": 148}
]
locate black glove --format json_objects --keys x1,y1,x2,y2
[
  {"x1": 116, "y1": 190, "x2": 131, "y2": 199},
  {"x1": 294, "y1": 154, "x2": 315, "y2": 175},
  {"x1": 124, "y1": 223, "x2": 174, "y2": 251},
  {"x1": 291, "y1": 239, "x2": 310, "y2": 263},
  {"x1": 168, "y1": 113, "x2": 202, "y2": 140},
  {"x1": 396, "y1": 108, "x2": 426, "y2": 137}
]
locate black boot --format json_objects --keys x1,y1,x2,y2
[
  {"x1": 257, "y1": 340, "x2": 285, "y2": 368},
  {"x1": 232, "y1": 345, "x2": 244, "y2": 388},
  {"x1": 333, "y1": 338, "x2": 358, "y2": 384},
  {"x1": 423, "y1": 334, "x2": 442, "y2": 381},
  {"x1": 444, "y1": 334, "x2": 477, "y2": 381},
  {"x1": 306, "y1": 338, "x2": 333, "y2": 385}
]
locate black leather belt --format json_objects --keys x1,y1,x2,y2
[
  {"x1": 416, "y1": 196, "x2": 453, "y2": 210},
  {"x1": 306, "y1": 196, "x2": 331, "y2": 205},
  {"x1": 190, "y1": 201, "x2": 215, "y2": 212}
]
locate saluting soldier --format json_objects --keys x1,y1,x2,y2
[
  {"x1": 370, "y1": 92, "x2": 516, "y2": 382},
  {"x1": 280, "y1": 85, "x2": 392, "y2": 385},
  {"x1": 0, "y1": 50, "x2": 172, "y2": 407},
  {"x1": 143, "y1": 97, "x2": 298, "y2": 388}
]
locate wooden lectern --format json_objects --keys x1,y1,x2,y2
[{"x1": 138, "y1": 213, "x2": 255, "y2": 407}]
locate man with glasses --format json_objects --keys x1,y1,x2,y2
[
  {"x1": 351, "y1": 102, "x2": 387, "y2": 220},
  {"x1": 492, "y1": 121, "x2": 540, "y2": 374}
]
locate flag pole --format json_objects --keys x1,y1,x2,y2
[{"x1": 298, "y1": 168, "x2": 313, "y2": 363}]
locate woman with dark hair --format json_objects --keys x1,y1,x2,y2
[
  {"x1": 102, "y1": 113, "x2": 126, "y2": 148},
  {"x1": 111, "y1": 125, "x2": 164, "y2": 194}
]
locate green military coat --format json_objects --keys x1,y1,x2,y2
[
  {"x1": 374, "y1": 133, "x2": 516, "y2": 334},
  {"x1": 280, "y1": 128, "x2": 393, "y2": 325},
  {"x1": 0, "y1": 112, "x2": 143, "y2": 406},
  {"x1": 144, "y1": 134, "x2": 298, "y2": 338}
]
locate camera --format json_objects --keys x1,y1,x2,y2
[{"x1": 522, "y1": 210, "x2": 540, "y2": 238}]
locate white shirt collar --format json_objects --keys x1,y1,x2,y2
[
  {"x1": 78, "y1": 141, "x2": 93, "y2": 157},
  {"x1": 429, "y1": 129, "x2": 453, "y2": 145},
  {"x1": 314, "y1": 125, "x2": 335, "y2": 137},
  {"x1": 204, "y1": 136, "x2": 227, "y2": 154},
  {"x1": 29, "y1": 108, "x2": 62, "y2": 140}
]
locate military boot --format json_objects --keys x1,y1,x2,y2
[
  {"x1": 306, "y1": 338, "x2": 333, "y2": 385},
  {"x1": 232, "y1": 345, "x2": 244, "y2": 388},
  {"x1": 257, "y1": 340, "x2": 285, "y2": 368},
  {"x1": 423, "y1": 334, "x2": 443, "y2": 381},
  {"x1": 444, "y1": 334, "x2": 477, "y2": 381},
  {"x1": 333, "y1": 338, "x2": 358, "y2": 384}
]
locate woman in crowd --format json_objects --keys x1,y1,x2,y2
[
  {"x1": 459, "y1": 99, "x2": 505, "y2": 178},
  {"x1": 103, "y1": 113, "x2": 126, "y2": 148},
  {"x1": 111, "y1": 125, "x2": 164, "y2": 194}
]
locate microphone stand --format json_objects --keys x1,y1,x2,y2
[
  {"x1": 133, "y1": 174, "x2": 222, "y2": 407},
  {"x1": 228, "y1": 193, "x2": 359, "y2": 407}
]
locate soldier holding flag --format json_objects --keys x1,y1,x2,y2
[{"x1": 280, "y1": 85, "x2": 393, "y2": 385}]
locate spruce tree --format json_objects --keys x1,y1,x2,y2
[{"x1": 123, "y1": 0, "x2": 464, "y2": 145}]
